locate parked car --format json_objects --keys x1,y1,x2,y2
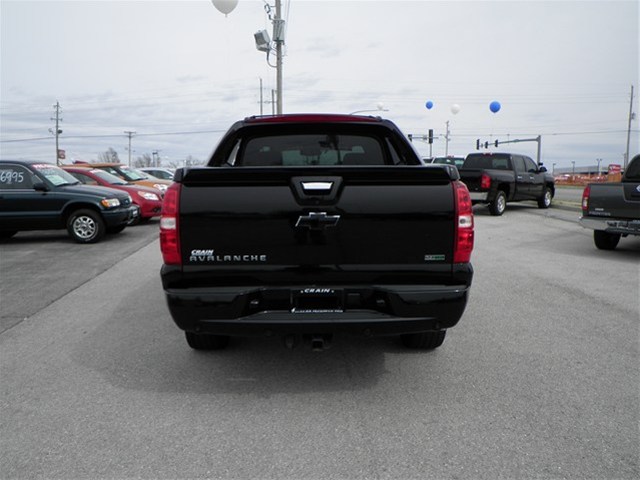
[
  {"x1": 432, "y1": 156, "x2": 465, "y2": 169},
  {"x1": 73, "y1": 162, "x2": 172, "y2": 194},
  {"x1": 459, "y1": 152, "x2": 555, "y2": 215},
  {"x1": 580, "y1": 154, "x2": 640, "y2": 250},
  {"x1": 62, "y1": 166, "x2": 163, "y2": 223},
  {"x1": 138, "y1": 167, "x2": 175, "y2": 181},
  {"x1": 0, "y1": 160, "x2": 136, "y2": 243}
]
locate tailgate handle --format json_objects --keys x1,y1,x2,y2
[
  {"x1": 291, "y1": 176, "x2": 343, "y2": 205},
  {"x1": 301, "y1": 181, "x2": 333, "y2": 192}
]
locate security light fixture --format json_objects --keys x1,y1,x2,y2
[{"x1": 254, "y1": 29, "x2": 271, "y2": 52}]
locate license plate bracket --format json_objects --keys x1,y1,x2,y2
[{"x1": 291, "y1": 288, "x2": 344, "y2": 314}]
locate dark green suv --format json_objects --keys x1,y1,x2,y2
[{"x1": 0, "y1": 160, "x2": 137, "y2": 243}]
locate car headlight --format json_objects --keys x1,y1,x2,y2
[
  {"x1": 101, "y1": 198, "x2": 121, "y2": 208},
  {"x1": 154, "y1": 184, "x2": 168, "y2": 192},
  {"x1": 138, "y1": 191, "x2": 160, "y2": 201}
]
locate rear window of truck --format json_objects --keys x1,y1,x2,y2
[
  {"x1": 232, "y1": 134, "x2": 400, "y2": 166},
  {"x1": 463, "y1": 154, "x2": 512, "y2": 170}
]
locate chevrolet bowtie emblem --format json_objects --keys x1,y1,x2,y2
[{"x1": 295, "y1": 212, "x2": 340, "y2": 230}]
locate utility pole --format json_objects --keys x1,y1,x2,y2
[
  {"x1": 214, "y1": 0, "x2": 285, "y2": 114},
  {"x1": 259, "y1": 77, "x2": 264, "y2": 116},
  {"x1": 50, "y1": 102, "x2": 63, "y2": 165},
  {"x1": 124, "y1": 131, "x2": 136, "y2": 167},
  {"x1": 271, "y1": 90, "x2": 276, "y2": 116},
  {"x1": 624, "y1": 84, "x2": 635, "y2": 170},
  {"x1": 444, "y1": 121, "x2": 450, "y2": 156}
]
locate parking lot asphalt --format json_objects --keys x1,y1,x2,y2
[
  {"x1": 0, "y1": 219, "x2": 160, "y2": 333},
  {"x1": 1, "y1": 203, "x2": 637, "y2": 480}
]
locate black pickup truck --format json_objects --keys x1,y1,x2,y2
[
  {"x1": 0, "y1": 160, "x2": 136, "y2": 243},
  {"x1": 459, "y1": 152, "x2": 555, "y2": 215},
  {"x1": 160, "y1": 114, "x2": 475, "y2": 351},
  {"x1": 579, "y1": 154, "x2": 640, "y2": 250}
]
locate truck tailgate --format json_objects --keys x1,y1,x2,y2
[
  {"x1": 178, "y1": 166, "x2": 455, "y2": 278},
  {"x1": 587, "y1": 183, "x2": 640, "y2": 219}
]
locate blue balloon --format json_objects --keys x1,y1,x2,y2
[
  {"x1": 425, "y1": 101, "x2": 434, "y2": 110},
  {"x1": 489, "y1": 101, "x2": 501, "y2": 113}
]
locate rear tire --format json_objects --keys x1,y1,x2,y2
[
  {"x1": 537, "y1": 187, "x2": 552, "y2": 209},
  {"x1": 593, "y1": 230, "x2": 621, "y2": 250},
  {"x1": 185, "y1": 332, "x2": 230, "y2": 350},
  {"x1": 401, "y1": 330, "x2": 446, "y2": 350},
  {"x1": 489, "y1": 190, "x2": 507, "y2": 216},
  {"x1": 67, "y1": 209, "x2": 105, "y2": 243}
]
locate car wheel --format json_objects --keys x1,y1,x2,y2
[
  {"x1": 67, "y1": 209, "x2": 105, "y2": 244},
  {"x1": 400, "y1": 330, "x2": 446, "y2": 349},
  {"x1": 537, "y1": 187, "x2": 552, "y2": 209},
  {"x1": 489, "y1": 190, "x2": 507, "y2": 216},
  {"x1": 185, "y1": 332, "x2": 230, "y2": 350},
  {"x1": 0, "y1": 231, "x2": 17, "y2": 239},
  {"x1": 593, "y1": 230, "x2": 621, "y2": 250}
]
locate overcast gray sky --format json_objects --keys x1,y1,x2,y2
[{"x1": 1, "y1": 0, "x2": 638, "y2": 169}]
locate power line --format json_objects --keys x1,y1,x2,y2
[{"x1": 1, "y1": 129, "x2": 229, "y2": 144}]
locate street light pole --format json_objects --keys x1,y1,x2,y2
[
  {"x1": 349, "y1": 104, "x2": 388, "y2": 115},
  {"x1": 124, "y1": 131, "x2": 136, "y2": 167}
]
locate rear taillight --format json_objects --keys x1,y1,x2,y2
[
  {"x1": 160, "y1": 182, "x2": 181, "y2": 265},
  {"x1": 582, "y1": 185, "x2": 590, "y2": 213},
  {"x1": 480, "y1": 173, "x2": 491, "y2": 190},
  {"x1": 453, "y1": 180, "x2": 474, "y2": 263}
]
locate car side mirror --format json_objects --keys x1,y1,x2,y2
[{"x1": 33, "y1": 181, "x2": 48, "y2": 192}]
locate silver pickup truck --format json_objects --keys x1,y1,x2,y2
[{"x1": 579, "y1": 154, "x2": 640, "y2": 250}]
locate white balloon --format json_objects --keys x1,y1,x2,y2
[
  {"x1": 451, "y1": 104, "x2": 461, "y2": 115},
  {"x1": 211, "y1": 0, "x2": 238, "y2": 15}
]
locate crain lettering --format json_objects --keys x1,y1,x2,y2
[
  {"x1": 301, "y1": 288, "x2": 334, "y2": 294},
  {"x1": 190, "y1": 249, "x2": 216, "y2": 262},
  {"x1": 189, "y1": 249, "x2": 267, "y2": 263}
]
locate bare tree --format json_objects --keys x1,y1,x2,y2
[
  {"x1": 185, "y1": 155, "x2": 205, "y2": 166},
  {"x1": 97, "y1": 147, "x2": 120, "y2": 163},
  {"x1": 134, "y1": 154, "x2": 153, "y2": 168}
]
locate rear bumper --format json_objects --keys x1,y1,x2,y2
[
  {"x1": 469, "y1": 191, "x2": 489, "y2": 202},
  {"x1": 579, "y1": 216, "x2": 640, "y2": 236},
  {"x1": 163, "y1": 282, "x2": 472, "y2": 337}
]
